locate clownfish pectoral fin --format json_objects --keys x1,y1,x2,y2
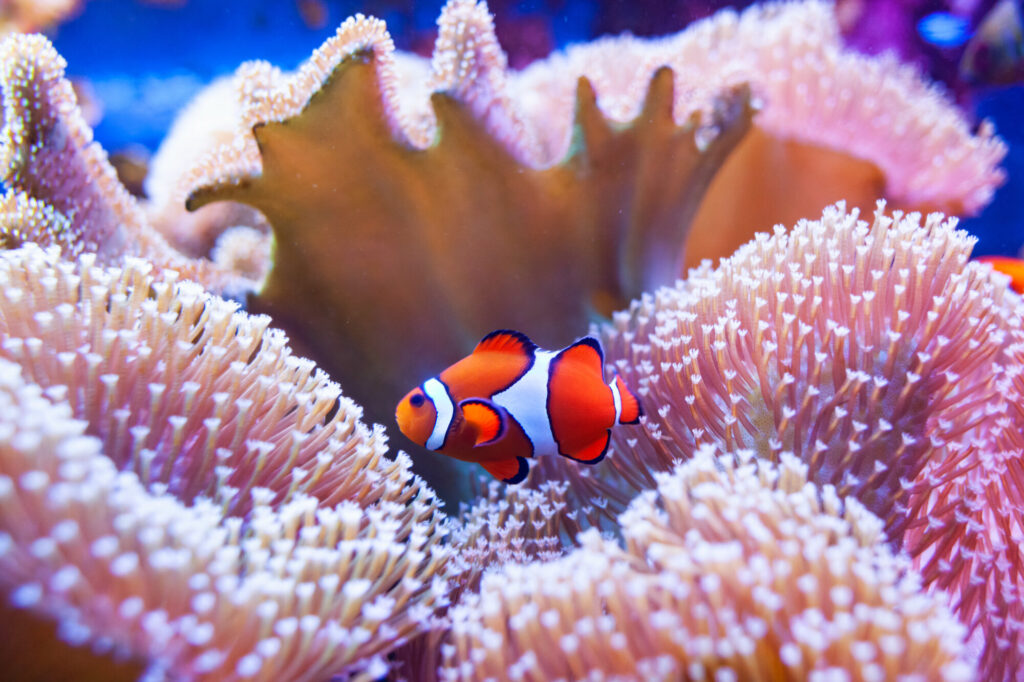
[
  {"x1": 561, "y1": 429, "x2": 611, "y2": 464},
  {"x1": 460, "y1": 398, "x2": 506, "y2": 446},
  {"x1": 474, "y1": 329, "x2": 538, "y2": 356},
  {"x1": 612, "y1": 374, "x2": 643, "y2": 424},
  {"x1": 482, "y1": 456, "x2": 530, "y2": 484}
]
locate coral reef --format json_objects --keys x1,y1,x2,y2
[
  {"x1": 443, "y1": 448, "x2": 971, "y2": 681},
  {"x1": 0, "y1": 1, "x2": 1006, "y2": 499},
  {"x1": 0, "y1": 244, "x2": 449, "y2": 680}
]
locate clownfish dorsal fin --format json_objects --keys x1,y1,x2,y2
[
  {"x1": 482, "y1": 456, "x2": 530, "y2": 484},
  {"x1": 473, "y1": 329, "x2": 538, "y2": 357},
  {"x1": 559, "y1": 336, "x2": 605, "y2": 375},
  {"x1": 460, "y1": 398, "x2": 506, "y2": 446}
]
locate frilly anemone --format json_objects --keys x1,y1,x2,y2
[
  {"x1": 442, "y1": 447, "x2": 971, "y2": 681},
  {"x1": 522, "y1": 201, "x2": 1022, "y2": 678},
  {"x1": 0, "y1": 1, "x2": 1017, "y2": 678},
  {"x1": 0, "y1": 244, "x2": 449, "y2": 680}
]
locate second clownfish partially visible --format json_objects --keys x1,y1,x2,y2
[
  {"x1": 395, "y1": 330, "x2": 643, "y2": 484},
  {"x1": 976, "y1": 255, "x2": 1024, "y2": 294}
]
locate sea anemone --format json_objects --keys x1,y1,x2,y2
[
  {"x1": 178, "y1": 0, "x2": 754, "y2": 446},
  {"x1": 557, "y1": 201, "x2": 1021, "y2": 678},
  {"x1": 0, "y1": 34, "x2": 245, "y2": 294},
  {"x1": 0, "y1": 244, "x2": 449, "y2": 680},
  {"x1": 443, "y1": 447, "x2": 971, "y2": 681}
]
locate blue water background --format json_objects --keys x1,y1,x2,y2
[{"x1": 49, "y1": 0, "x2": 1024, "y2": 256}]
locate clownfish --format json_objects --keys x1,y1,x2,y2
[
  {"x1": 976, "y1": 255, "x2": 1024, "y2": 294},
  {"x1": 395, "y1": 330, "x2": 643, "y2": 484}
]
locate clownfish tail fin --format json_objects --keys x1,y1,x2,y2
[{"x1": 611, "y1": 374, "x2": 643, "y2": 425}]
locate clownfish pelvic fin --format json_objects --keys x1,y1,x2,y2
[
  {"x1": 482, "y1": 456, "x2": 530, "y2": 484},
  {"x1": 562, "y1": 429, "x2": 612, "y2": 464}
]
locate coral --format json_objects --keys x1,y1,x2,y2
[
  {"x1": 0, "y1": 2, "x2": 1004, "y2": 500},
  {"x1": 177, "y1": 2, "x2": 1003, "y2": 482},
  {"x1": 0, "y1": 244, "x2": 450, "y2": 680},
  {"x1": 442, "y1": 447, "x2": 971, "y2": 681},
  {"x1": 183, "y1": 0, "x2": 754, "y2": 453}
]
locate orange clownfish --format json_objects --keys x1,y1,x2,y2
[
  {"x1": 976, "y1": 255, "x2": 1024, "y2": 294},
  {"x1": 395, "y1": 330, "x2": 643, "y2": 484}
]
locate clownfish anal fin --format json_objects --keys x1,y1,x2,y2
[
  {"x1": 482, "y1": 456, "x2": 530, "y2": 484},
  {"x1": 474, "y1": 329, "x2": 538, "y2": 356},
  {"x1": 460, "y1": 398, "x2": 506, "y2": 446},
  {"x1": 560, "y1": 429, "x2": 611, "y2": 464}
]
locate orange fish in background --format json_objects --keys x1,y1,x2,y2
[
  {"x1": 976, "y1": 255, "x2": 1024, "y2": 294},
  {"x1": 396, "y1": 330, "x2": 643, "y2": 483}
]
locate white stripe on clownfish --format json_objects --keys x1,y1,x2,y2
[
  {"x1": 492, "y1": 349, "x2": 557, "y2": 457},
  {"x1": 610, "y1": 374, "x2": 623, "y2": 425},
  {"x1": 423, "y1": 377, "x2": 454, "y2": 451}
]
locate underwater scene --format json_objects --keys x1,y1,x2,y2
[{"x1": 0, "y1": 0, "x2": 1022, "y2": 679}]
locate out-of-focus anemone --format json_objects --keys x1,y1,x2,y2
[
  {"x1": 509, "y1": 1, "x2": 1006, "y2": 268},
  {"x1": 143, "y1": 76, "x2": 271, "y2": 260},
  {"x1": 0, "y1": 34, "x2": 248, "y2": 295},
  {"x1": 0, "y1": 0, "x2": 80, "y2": 35},
  {"x1": 0, "y1": 244, "x2": 450, "y2": 680},
  {"x1": 442, "y1": 447, "x2": 971, "y2": 681},
  {"x1": 533, "y1": 201, "x2": 1021, "y2": 678},
  {"x1": 209, "y1": 225, "x2": 272, "y2": 287},
  {"x1": 899, "y1": 317, "x2": 1024, "y2": 677}
]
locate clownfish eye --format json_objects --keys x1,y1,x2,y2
[{"x1": 410, "y1": 393, "x2": 425, "y2": 407}]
